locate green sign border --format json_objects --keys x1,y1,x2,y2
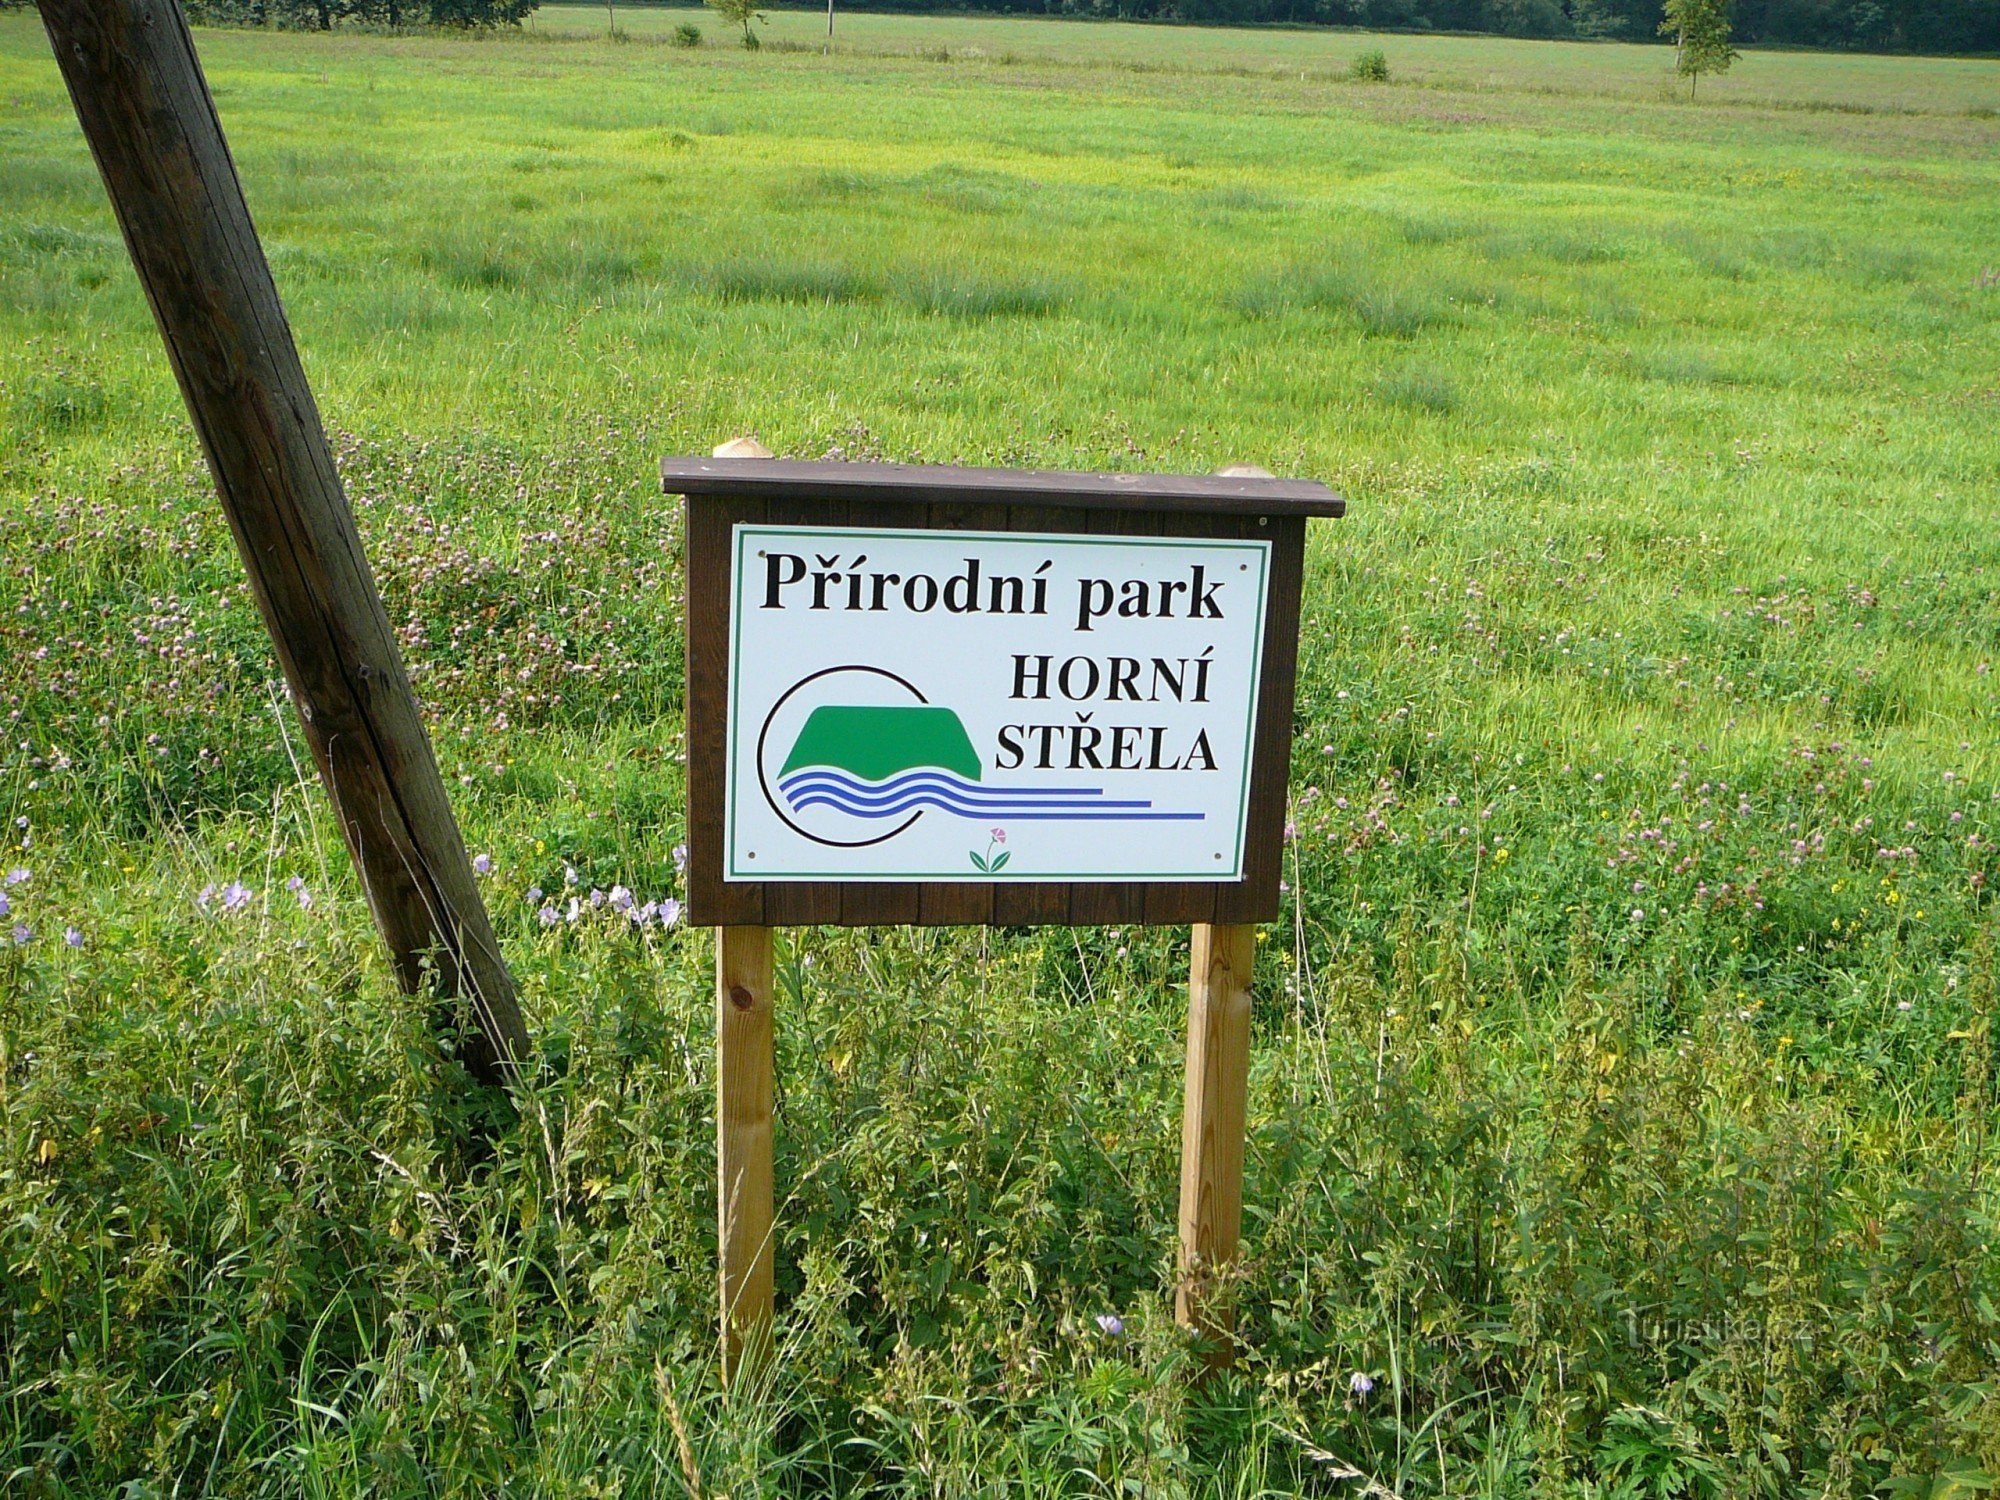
[{"x1": 725, "y1": 524, "x2": 1270, "y2": 883}]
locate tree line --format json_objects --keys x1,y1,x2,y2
[
  {"x1": 782, "y1": 0, "x2": 1998, "y2": 52},
  {"x1": 178, "y1": 0, "x2": 537, "y2": 24},
  {"x1": 56, "y1": 0, "x2": 1991, "y2": 56}
]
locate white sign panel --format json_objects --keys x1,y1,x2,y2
[{"x1": 724, "y1": 524, "x2": 1271, "y2": 883}]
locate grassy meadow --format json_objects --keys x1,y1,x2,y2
[
  {"x1": 537, "y1": 3, "x2": 2000, "y2": 113},
  {"x1": 3, "y1": 7, "x2": 2000, "y2": 1494}
]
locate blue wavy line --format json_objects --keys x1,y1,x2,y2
[
  {"x1": 787, "y1": 790, "x2": 1149, "y2": 814},
  {"x1": 779, "y1": 768, "x2": 1105, "y2": 798},
  {"x1": 783, "y1": 782, "x2": 1154, "y2": 813},
  {"x1": 787, "y1": 791, "x2": 1203, "y2": 822}
]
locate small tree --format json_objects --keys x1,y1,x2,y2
[
  {"x1": 706, "y1": 0, "x2": 763, "y2": 48},
  {"x1": 1660, "y1": 0, "x2": 1738, "y2": 99},
  {"x1": 1350, "y1": 48, "x2": 1389, "y2": 81}
]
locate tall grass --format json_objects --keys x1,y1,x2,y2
[{"x1": 0, "y1": 9, "x2": 1997, "y2": 1494}]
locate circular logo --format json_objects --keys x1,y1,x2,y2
[{"x1": 757, "y1": 665, "x2": 932, "y2": 848}]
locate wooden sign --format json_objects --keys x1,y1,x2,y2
[
  {"x1": 673, "y1": 459, "x2": 1344, "y2": 928},
  {"x1": 667, "y1": 451, "x2": 1343, "y2": 1382}
]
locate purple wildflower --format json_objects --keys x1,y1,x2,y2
[
  {"x1": 4, "y1": 868, "x2": 28, "y2": 886},
  {"x1": 472, "y1": 853, "x2": 493, "y2": 877},
  {"x1": 538, "y1": 904, "x2": 559, "y2": 927},
  {"x1": 286, "y1": 876, "x2": 313, "y2": 910},
  {"x1": 220, "y1": 881, "x2": 252, "y2": 913},
  {"x1": 658, "y1": 897, "x2": 683, "y2": 928},
  {"x1": 526, "y1": 886, "x2": 543, "y2": 905},
  {"x1": 672, "y1": 843, "x2": 688, "y2": 874},
  {"x1": 1094, "y1": 1314, "x2": 1124, "y2": 1337},
  {"x1": 1349, "y1": 1371, "x2": 1375, "y2": 1397},
  {"x1": 10, "y1": 923, "x2": 28, "y2": 945},
  {"x1": 609, "y1": 885, "x2": 634, "y2": 912},
  {"x1": 63, "y1": 926, "x2": 82, "y2": 949}
]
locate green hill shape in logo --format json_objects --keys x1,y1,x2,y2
[{"x1": 780, "y1": 705, "x2": 983, "y2": 783}]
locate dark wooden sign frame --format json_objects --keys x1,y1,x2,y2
[{"x1": 669, "y1": 458, "x2": 1345, "y2": 930}]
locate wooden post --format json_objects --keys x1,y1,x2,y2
[
  {"x1": 1173, "y1": 463, "x2": 1272, "y2": 1363},
  {"x1": 35, "y1": 0, "x2": 529, "y2": 1084},
  {"x1": 1176, "y1": 921, "x2": 1257, "y2": 1363},
  {"x1": 711, "y1": 436, "x2": 776, "y2": 1383},
  {"x1": 717, "y1": 923, "x2": 776, "y2": 1382}
]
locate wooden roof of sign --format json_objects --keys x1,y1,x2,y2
[{"x1": 660, "y1": 459, "x2": 1345, "y2": 518}]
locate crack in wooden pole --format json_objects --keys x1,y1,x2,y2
[{"x1": 35, "y1": 0, "x2": 529, "y2": 1084}]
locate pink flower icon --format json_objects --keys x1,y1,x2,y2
[{"x1": 990, "y1": 828, "x2": 1006, "y2": 843}]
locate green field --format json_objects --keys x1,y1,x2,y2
[
  {"x1": 3, "y1": 8, "x2": 2000, "y2": 1495},
  {"x1": 539, "y1": 3, "x2": 2000, "y2": 112}
]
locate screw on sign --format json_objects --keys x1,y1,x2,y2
[{"x1": 671, "y1": 443, "x2": 1342, "y2": 1379}]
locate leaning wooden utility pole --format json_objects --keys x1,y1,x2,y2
[{"x1": 36, "y1": 0, "x2": 530, "y2": 1085}]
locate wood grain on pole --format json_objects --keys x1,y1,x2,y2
[
  {"x1": 1176, "y1": 920, "x2": 1256, "y2": 1363},
  {"x1": 35, "y1": 0, "x2": 528, "y2": 1082},
  {"x1": 716, "y1": 923, "x2": 776, "y2": 1383},
  {"x1": 709, "y1": 438, "x2": 777, "y2": 1384}
]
